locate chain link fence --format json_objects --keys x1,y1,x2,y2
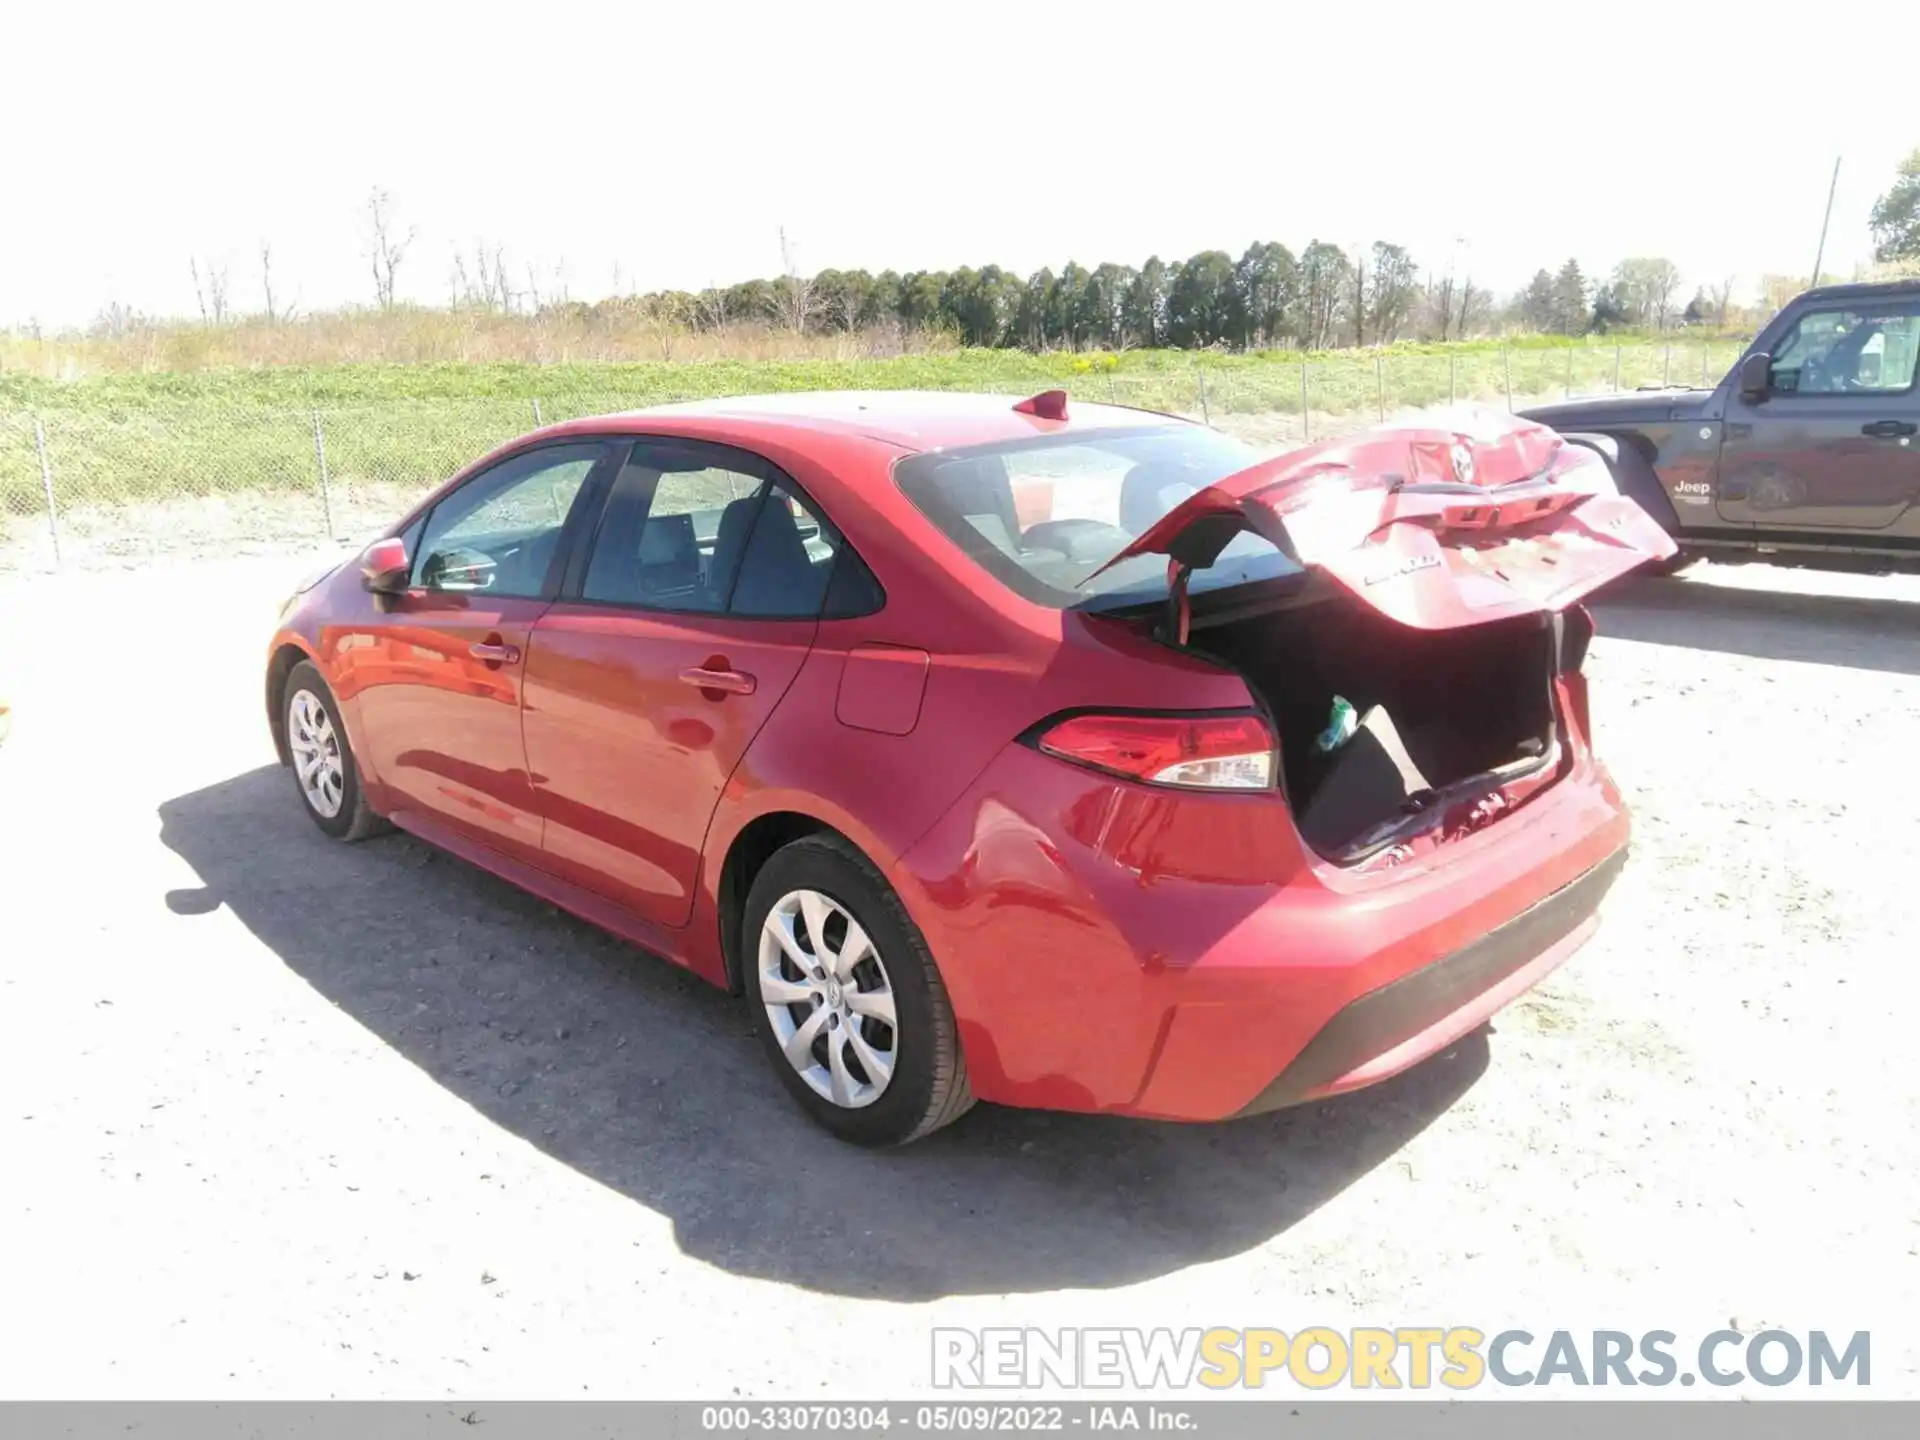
[{"x1": 0, "y1": 341, "x2": 1748, "y2": 578}]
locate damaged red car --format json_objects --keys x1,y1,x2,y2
[{"x1": 265, "y1": 392, "x2": 1674, "y2": 1145}]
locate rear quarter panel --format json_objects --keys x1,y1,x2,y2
[{"x1": 695, "y1": 431, "x2": 1254, "y2": 986}]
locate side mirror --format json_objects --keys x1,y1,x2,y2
[
  {"x1": 360, "y1": 537, "x2": 412, "y2": 596},
  {"x1": 1738, "y1": 351, "x2": 1773, "y2": 402}
]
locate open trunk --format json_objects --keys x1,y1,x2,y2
[
  {"x1": 1189, "y1": 593, "x2": 1562, "y2": 860},
  {"x1": 1072, "y1": 413, "x2": 1671, "y2": 861}
]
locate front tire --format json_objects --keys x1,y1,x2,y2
[
  {"x1": 282, "y1": 660, "x2": 387, "y2": 842},
  {"x1": 1643, "y1": 547, "x2": 1697, "y2": 577},
  {"x1": 744, "y1": 834, "x2": 973, "y2": 1146}
]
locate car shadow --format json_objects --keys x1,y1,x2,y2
[
  {"x1": 158, "y1": 764, "x2": 1487, "y2": 1302},
  {"x1": 1592, "y1": 574, "x2": 1920, "y2": 675}
]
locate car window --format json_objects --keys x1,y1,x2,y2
[
  {"x1": 579, "y1": 443, "x2": 870, "y2": 620},
  {"x1": 415, "y1": 444, "x2": 604, "y2": 597},
  {"x1": 728, "y1": 483, "x2": 844, "y2": 618},
  {"x1": 894, "y1": 425, "x2": 1296, "y2": 610},
  {"x1": 582, "y1": 448, "x2": 765, "y2": 612},
  {"x1": 1769, "y1": 307, "x2": 1920, "y2": 396}
]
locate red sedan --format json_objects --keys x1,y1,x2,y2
[{"x1": 265, "y1": 391, "x2": 1673, "y2": 1145}]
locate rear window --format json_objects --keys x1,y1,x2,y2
[{"x1": 893, "y1": 425, "x2": 1300, "y2": 610}]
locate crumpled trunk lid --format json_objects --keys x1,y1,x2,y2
[{"x1": 1084, "y1": 410, "x2": 1677, "y2": 630}]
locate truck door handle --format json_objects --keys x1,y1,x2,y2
[
  {"x1": 1862, "y1": 420, "x2": 1917, "y2": 438},
  {"x1": 679, "y1": 665, "x2": 756, "y2": 696},
  {"x1": 469, "y1": 638, "x2": 521, "y2": 666}
]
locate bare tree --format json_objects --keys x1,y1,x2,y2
[
  {"x1": 208, "y1": 262, "x2": 230, "y2": 324},
  {"x1": 190, "y1": 256, "x2": 231, "y2": 324},
  {"x1": 482, "y1": 243, "x2": 513, "y2": 312},
  {"x1": 1350, "y1": 243, "x2": 1367, "y2": 347},
  {"x1": 835, "y1": 283, "x2": 868, "y2": 333},
  {"x1": 1367, "y1": 243, "x2": 1420, "y2": 342},
  {"x1": 259, "y1": 240, "x2": 293, "y2": 324},
  {"x1": 692, "y1": 285, "x2": 732, "y2": 331},
  {"x1": 1757, "y1": 273, "x2": 1805, "y2": 318},
  {"x1": 1708, "y1": 275, "x2": 1734, "y2": 328},
  {"x1": 453, "y1": 240, "x2": 517, "y2": 312},
  {"x1": 1612, "y1": 257, "x2": 1683, "y2": 329},
  {"x1": 1424, "y1": 268, "x2": 1488, "y2": 341},
  {"x1": 1455, "y1": 276, "x2": 1488, "y2": 338},
  {"x1": 1423, "y1": 272, "x2": 1458, "y2": 341},
  {"x1": 771, "y1": 226, "x2": 819, "y2": 334},
  {"x1": 92, "y1": 299, "x2": 140, "y2": 339},
  {"x1": 643, "y1": 293, "x2": 686, "y2": 361},
  {"x1": 1649, "y1": 262, "x2": 1681, "y2": 330},
  {"x1": 521, "y1": 257, "x2": 570, "y2": 312},
  {"x1": 363, "y1": 187, "x2": 414, "y2": 309}
]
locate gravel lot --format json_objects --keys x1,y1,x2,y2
[{"x1": 1, "y1": 553, "x2": 1916, "y2": 1398}]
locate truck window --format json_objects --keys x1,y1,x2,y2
[{"x1": 1769, "y1": 307, "x2": 1920, "y2": 396}]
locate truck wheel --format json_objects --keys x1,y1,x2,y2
[{"x1": 1643, "y1": 549, "x2": 1697, "y2": 577}]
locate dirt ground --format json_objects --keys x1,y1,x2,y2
[{"x1": 0, "y1": 552, "x2": 1916, "y2": 1398}]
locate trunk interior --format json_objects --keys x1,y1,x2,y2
[{"x1": 1191, "y1": 594, "x2": 1561, "y2": 859}]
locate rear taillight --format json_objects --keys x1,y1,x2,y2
[{"x1": 1033, "y1": 712, "x2": 1275, "y2": 791}]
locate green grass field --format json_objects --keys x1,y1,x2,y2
[{"x1": 0, "y1": 336, "x2": 1749, "y2": 546}]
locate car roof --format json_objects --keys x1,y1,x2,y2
[
  {"x1": 551, "y1": 390, "x2": 1185, "y2": 455},
  {"x1": 1799, "y1": 278, "x2": 1920, "y2": 305}
]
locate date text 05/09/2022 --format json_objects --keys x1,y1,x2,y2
[{"x1": 700, "y1": 1404, "x2": 1196, "y2": 1433}]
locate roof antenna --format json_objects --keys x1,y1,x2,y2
[{"x1": 1012, "y1": 389, "x2": 1069, "y2": 421}]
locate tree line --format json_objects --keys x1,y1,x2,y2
[
  {"x1": 610, "y1": 247, "x2": 1738, "y2": 351},
  {"x1": 621, "y1": 240, "x2": 1476, "y2": 350},
  {"x1": 143, "y1": 147, "x2": 1920, "y2": 353}
]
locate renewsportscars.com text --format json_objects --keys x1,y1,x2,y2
[{"x1": 931, "y1": 1327, "x2": 1871, "y2": 1391}]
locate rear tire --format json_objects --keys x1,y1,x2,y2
[
  {"x1": 743, "y1": 833, "x2": 973, "y2": 1146},
  {"x1": 282, "y1": 661, "x2": 388, "y2": 842}
]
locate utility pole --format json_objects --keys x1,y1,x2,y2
[{"x1": 1811, "y1": 157, "x2": 1841, "y2": 287}]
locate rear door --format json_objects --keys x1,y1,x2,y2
[
  {"x1": 347, "y1": 440, "x2": 614, "y2": 865},
  {"x1": 1089, "y1": 413, "x2": 1676, "y2": 631},
  {"x1": 520, "y1": 439, "x2": 849, "y2": 928},
  {"x1": 1716, "y1": 301, "x2": 1920, "y2": 530}
]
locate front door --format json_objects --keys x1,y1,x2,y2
[
  {"x1": 522, "y1": 439, "x2": 847, "y2": 928},
  {"x1": 1717, "y1": 300, "x2": 1920, "y2": 531},
  {"x1": 348, "y1": 441, "x2": 613, "y2": 864}
]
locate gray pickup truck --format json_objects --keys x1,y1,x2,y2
[{"x1": 1522, "y1": 280, "x2": 1920, "y2": 571}]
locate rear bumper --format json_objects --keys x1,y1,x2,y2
[
  {"x1": 893, "y1": 737, "x2": 1631, "y2": 1122},
  {"x1": 1233, "y1": 845, "x2": 1625, "y2": 1115}
]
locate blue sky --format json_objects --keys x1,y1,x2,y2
[{"x1": 7, "y1": 0, "x2": 1915, "y2": 327}]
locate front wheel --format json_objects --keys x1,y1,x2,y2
[
  {"x1": 1643, "y1": 547, "x2": 1698, "y2": 577},
  {"x1": 282, "y1": 660, "x2": 388, "y2": 842},
  {"x1": 744, "y1": 834, "x2": 973, "y2": 1146}
]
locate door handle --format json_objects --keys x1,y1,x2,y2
[
  {"x1": 469, "y1": 639, "x2": 521, "y2": 666},
  {"x1": 679, "y1": 665, "x2": 756, "y2": 696},
  {"x1": 1862, "y1": 420, "x2": 1918, "y2": 438}
]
